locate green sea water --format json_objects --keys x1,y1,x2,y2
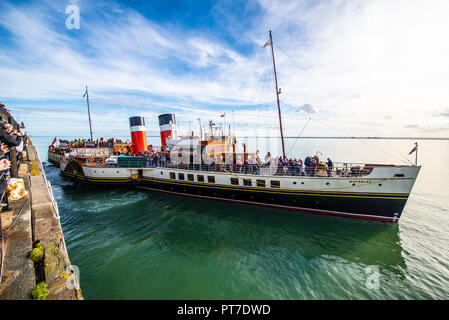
[{"x1": 32, "y1": 136, "x2": 449, "y2": 299}]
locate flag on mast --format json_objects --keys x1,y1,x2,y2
[
  {"x1": 408, "y1": 143, "x2": 418, "y2": 155},
  {"x1": 263, "y1": 39, "x2": 272, "y2": 48},
  {"x1": 220, "y1": 112, "x2": 225, "y2": 118},
  {"x1": 51, "y1": 137, "x2": 57, "y2": 146}
]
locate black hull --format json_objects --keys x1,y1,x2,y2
[
  {"x1": 139, "y1": 178, "x2": 406, "y2": 222},
  {"x1": 61, "y1": 171, "x2": 409, "y2": 222},
  {"x1": 48, "y1": 158, "x2": 60, "y2": 166}
]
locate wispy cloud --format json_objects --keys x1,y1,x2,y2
[{"x1": 0, "y1": 0, "x2": 448, "y2": 139}]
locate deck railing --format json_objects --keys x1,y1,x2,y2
[{"x1": 93, "y1": 160, "x2": 377, "y2": 178}]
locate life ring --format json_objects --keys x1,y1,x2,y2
[{"x1": 99, "y1": 151, "x2": 105, "y2": 156}]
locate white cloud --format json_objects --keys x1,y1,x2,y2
[
  {"x1": 1, "y1": 0, "x2": 449, "y2": 139},
  {"x1": 296, "y1": 103, "x2": 317, "y2": 114}
]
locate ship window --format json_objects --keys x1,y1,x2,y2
[
  {"x1": 197, "y1": 175, "x2": 204, "y2": 182},
  {"x1": 270, "y1": 181, "x2": 280, "y2": 188},
  {"x1": 256, "y1": 180, "x2": 266, "y2": 187},
  {"x1": 243, "y1": 179, "x2": 252, "y2": 186},
  {"x1": 208, "y1": 176, "x2": 215, "y2": 183},
  {"x1": 394, "y1": 174, "x2": 405, "y2": 177},
  {"x1": 170, "y1": 172, "x2": 176, "y2": 179},
  {"x1": 178, "y1": 173, "x2": 185, "y2": 180},
  {"x1": 230, "y1": 178, "x2": 239, "y2": 185},
  {"x1": 188, "y1": 174, "x2": 194, "y2": 181}
]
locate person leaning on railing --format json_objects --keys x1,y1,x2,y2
[
  {"x1": 0, "y1": 123, "x2": 21, "y2": 151},
  {"x1": 0, "y1": 141, "x2": 12, "y2": 211}
]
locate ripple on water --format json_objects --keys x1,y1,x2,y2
[{"x1": 33, "y1": 136, "x2": 449, "y2": 300}]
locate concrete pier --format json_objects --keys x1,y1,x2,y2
[{"x1": 0, "y1": 139, "x2": 83, "y2": 300}]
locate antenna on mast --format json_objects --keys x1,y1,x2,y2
[
  {"x1": 83, "y1": 85, "x2": 93, "y2": 141},
  {"x1": 266, "y1": 30, "x2": 286, "y2": 159}
]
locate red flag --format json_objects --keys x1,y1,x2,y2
[
  {"x1": 220, "y1": 113, "x2": 225, "y2": 118},
  {"x1": 263, "y1": 39, "x2": 272, "y2": 48},
  {"x1": 51, "y1": 137, "x2": 57, "y2": 146}
]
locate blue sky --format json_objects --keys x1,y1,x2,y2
[{"x1": 1, "y1": 0, "x2": 449, "y2": 139}]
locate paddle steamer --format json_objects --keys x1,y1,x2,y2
[{"x1": 58, "y1": 32, "x2": 420, "y2": 222}]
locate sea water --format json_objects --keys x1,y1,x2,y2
[{"x1": 31, "y1": 136, "x2": 448, "y2": 299}]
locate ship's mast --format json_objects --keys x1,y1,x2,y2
[
  {"x1": 85, "y1": 85, "x2": 93, "y2": 141},
  {"x1": 268, "y1": 30, "x2": 286, "y2": 159}
]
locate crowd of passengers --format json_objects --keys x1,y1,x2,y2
[
  {"x1": 128, "y1": 149, "x2": 336, "y2": 177},
  {"x1": 52, "y1": 138, "x2": 131, "y2": 150},
  {"x1": 50, "y1": 138, "x2": 131, "y2": 155}
]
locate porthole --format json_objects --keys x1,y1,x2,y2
[
  {"x1": 256, "y1": 180, "x2": 266, "y2": 187},
  {"x1": 379, "y1": 183, "x2": 382, "y2": 186},
  {"x1": 270, "y1": 181, "x2": 280, "y2": 188},
  {"x1": 301, "y1": 182, "x2": 304, "y2": 185},
  {"x1": 230, "y1": 178, "x2": 239, "y2": 185},
  {"x1": 352, "y1": 183, "x2": 356, "y2": 186},
  {"x1": 293, "y1": 182, "x2": 297, "y2": 185},
  {"x1": 326, "y1": 182, "x2": 329, "y2": 185}
]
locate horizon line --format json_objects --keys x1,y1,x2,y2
[{"x1": 30, "y1": 135, "x2": 449, "y2": 140}]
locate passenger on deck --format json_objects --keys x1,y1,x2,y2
[
  {"x1": 236, "y1": 156, "x2": 242, "y2": 173},
  {"x1": 288, "y1": 158, "x2": 295, "y2": 176},
  {"x1": 265, "y1": 152, "x2": 272, "y2": 166},
  {"x1": 310, "y1": 157, "x2": 317, "y2": 176},
  {"x1": 161, "y1": 154, "x2": 166, "y2": 167},
  {"x1": 304, "y1": 156, "x2": 311, "y2": 175},
  {"x1": 327, "y1": 158, "x2": 333, "y2": 177},
  {"x1": 208, "y1": 156, "x2": 215, "y2": 171},
  {"x1": 252, "y1": 157, "x2": 259, "y2": 175},
  {"x1": 243, "y1": 158, "x2": 249, "y2": 174}
]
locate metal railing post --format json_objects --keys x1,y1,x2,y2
[{"x1": 10, "y1": 147, "x2": 18, "y2": 178}]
